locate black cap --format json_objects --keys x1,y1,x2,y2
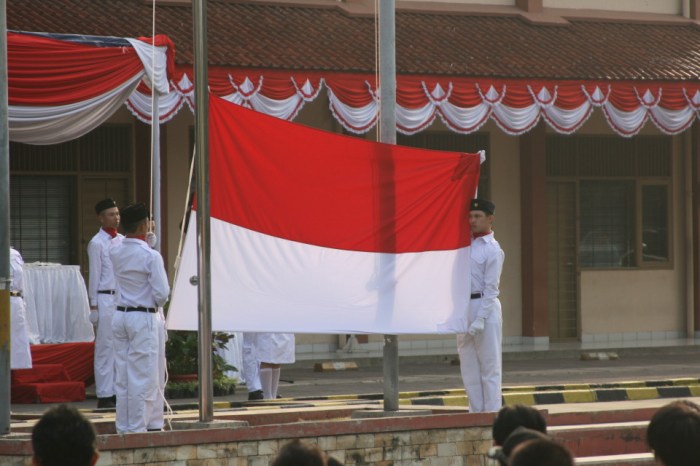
[
  {"x1": 94, "y1": 198, "x2": 117, "y2": 215},
  {"x1": 120, "y1": 203, "x2": 149, "y2": 226},
  {"x1": 470, "y1": 198, "x2": 495, "y2": 215}
]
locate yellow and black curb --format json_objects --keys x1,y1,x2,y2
[{"x1": 164, "y1": 377, "x2": 700, "y2": 412}]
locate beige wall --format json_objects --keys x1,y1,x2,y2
[
  {"x1": 484, "y1": 122, "x2": 522, "y2": 338},
  {"x1": 544, "y1": 0, "x2": 682, "y2": 15},
  {"x1": 396, "y1": 0, "x2": 684, "y2": 15}
]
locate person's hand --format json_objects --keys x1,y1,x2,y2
[
  {"x1": 467, "y1": 317, "x2": 485, "y2": 336},
  {"x1": 146, "y1": 231, "x2": 157, "y2": 248},
  {"x1": 89, "y1": 309, "x2": 99, "y2": 326}
]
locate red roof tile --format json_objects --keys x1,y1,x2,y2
[{"x1": 7, "y1": 1, "x2": 700, "y2": 81}]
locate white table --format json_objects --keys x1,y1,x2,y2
[{"x1": 23, "y1": 263, "x2": 94, "y2": 344}]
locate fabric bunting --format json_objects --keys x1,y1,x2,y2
[
  {"x1": 127, "y1": 66, "x2": 700, "y2": 138},
  {"x1": 8, "y1": 31, "x2": 174, "y2": 145}
]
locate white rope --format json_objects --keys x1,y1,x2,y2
[
  {"x1": 149, "y1": 0, "x2": 156, "y2": 230},
  {"x1": 173, "y1": 148, "x2": 196, "y2": 279},
  {"x1": 147, "y1": 0, "x2": 176, "y2": 431},
  {"x1": 374, "y1": 0, "x2": 380, "y2": 142}
]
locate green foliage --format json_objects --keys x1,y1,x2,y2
[
  {"x1": 166, "y1": 331, "x2": 237, "y2": 379},
  {"x1": 165, "y1": 376, "x2": 237, "y2": 398}
]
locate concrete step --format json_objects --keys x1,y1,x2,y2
[
  {"x1": 550, "y1": 421, "x2": 648, "y2": 458},
  {"x1": 575, "y1": 453, "x2": 655, "y2": 465}
]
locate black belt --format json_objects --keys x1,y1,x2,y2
[
  {"x1": 117, "y1": 306, "x2": 157, "y2": 313},
  {"x1": 470, "y1": 292, "x2": 483, "y2": 299},
  {"x1": 98, "y1": 290, "x2": 116, "y2": 295},
  {"x1": 9, "y1": 291, "x2": 22, "y2": 298}
]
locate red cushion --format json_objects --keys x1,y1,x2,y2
[
  {"x1": 11, "y1": 381, "x2": 85, "y2": 404},
  {"x1": 11, "y1": 364, "x2": 70, "y2": 384}
]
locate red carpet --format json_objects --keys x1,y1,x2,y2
[{"x1": 11, "y1": 342, "x2": 94, "y2": 403}]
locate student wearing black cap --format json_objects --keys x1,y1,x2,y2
[
  {"x1": 87, "y1": 198, "x2": 123, "y2": 409},
  {"x1": 109, "y1": 203, "x2": 170, "y2": 433},
  {"x1": 456, "y1": 198, "x2": 505, "y2": 413}
]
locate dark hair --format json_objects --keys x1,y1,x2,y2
[
  {"x1": 647, "y1": 400, "x2": 700, "y2": 466},
  {"x1": 492, "y1": 404, "x2": 548, "y2": 446},
  {"x1": 509, "y1": 438, "x2": 574, "y2": 466},
  {"x1": 272, "y1": 440, "x2": 326, "y2": 466},
  {"x1": 32, "y1": 405, "x2": 97, "y2": 466},
  {"x1": 122, "y1": 217, "x2": 147, "y2": 234},
  {"x1": 327, "y1": 456, "x2": 344, "y2": 466}
]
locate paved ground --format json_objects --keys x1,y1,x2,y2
[{"x1": 10, "y1": 344, "x2": 700, "y2": 417}]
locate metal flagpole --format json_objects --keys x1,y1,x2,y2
[
  {"x1": 378, "y1": 0, "x2": 399, "y2": 412},
  {"x1": 0, "y1": 0, "x2": 12, "y2": 436},
  {"x1": 193, "y1": 0, "x2": 213, "y2": 422},
  {"x1": 152, "y1": 91, "x2": 161, "y2": 251}
]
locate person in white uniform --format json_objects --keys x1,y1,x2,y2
[
  {"x1": 243, "y1": 332, "x2": 295, "y2": 400},
  {"x1": 242, "y1": 332, "x2": 264, "y2": 400},
  {"x1": 457, "y1": 198, "x2": 505, "y2": 413},
  {"x1": 87, "y1": 198, "x2": 123, "y2": 409},
  {"x1": 142, "y1": 220, "x2": 167, "y2": 431},
  {"x1": 110, "y1": 203, "x2": 170, "y2": 434},
  {"x1": 9, "y1": 247, "x2": 32, "y2": 369}
]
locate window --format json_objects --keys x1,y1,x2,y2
[
  {"x1": 10, "y1": 176, "x2": 75, "y2": 264},
  {"x1": 547, "y1": 135, "x2": 671, "y2": 269},
  {"x1": 641, "y1": 184, "x2": 669, "y2": 263},
  {"x1": 579, "y1": 181, "x2": 635, "y2": 268}
]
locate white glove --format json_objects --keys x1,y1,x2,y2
[
  {"x1": 467, "y1": 317, "x2": 485, "y2": 336},
  {"x1": 89, "y1": 310, "x2": 99, "y2": 325},
  {"x1": 146, "y1": 231, "x2": 158, "y2": 248}
]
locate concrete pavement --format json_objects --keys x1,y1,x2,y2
[{"x1": 10, "y1": 342, "x2": 700, "y2": 418}]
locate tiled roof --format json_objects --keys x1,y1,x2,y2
[{"x1": 7, "y1": 0, "x2": 700, "y2": 81}]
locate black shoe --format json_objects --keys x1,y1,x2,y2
[
  {"x1": 247, "y1": 390, "x2": 264, "y2": 400},
  {"x1": 97, "y1": 397, "x2": 116, "y2": 409}
]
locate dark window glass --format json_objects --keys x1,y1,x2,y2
[{"x1": 579, "y1": 181, "x2": 635, "y2": 268}]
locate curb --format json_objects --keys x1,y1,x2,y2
[{"x1": 313, "y1": 361, "x2": 359, "y2": 372}]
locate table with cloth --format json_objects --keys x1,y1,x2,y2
[{"x1": 22, "y1": 262, "x2": 94, "y2": 343}]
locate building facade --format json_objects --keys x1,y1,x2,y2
[{"x1": 7, "y1": 0, "x2": 700, "y2": 359}]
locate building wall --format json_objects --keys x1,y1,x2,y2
[{"x1": 396, "y1": 0, "x2": 684, "y2": 15}]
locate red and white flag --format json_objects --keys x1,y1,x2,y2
[{"x1": 167, "y1": 95, "x2": 481, "y2": 334}]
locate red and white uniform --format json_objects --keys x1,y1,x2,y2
[
  {"x1": 87, "y1": 227, "x2": 123, "y2": 399},
  {"x1": 457, "y1": 232, "x2": 504, "y2": 413},
  {"x1": 110, "y1": 238, "x2": 170, "y2": 433}
]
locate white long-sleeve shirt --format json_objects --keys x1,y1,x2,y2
[
  {"x1": 87, "y1": 229, "x2": 123, "y2": 306},
  {"x1": 470, "y1": 232, "x2": 504, "y2": 320},
  {"x1": 110, "y1": 238, "x2": 170, "y2": 309}
]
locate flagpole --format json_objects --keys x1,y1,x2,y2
[
  {"x1": 193, "y1": 0, "x2": 213, "y2": 422},
  {"x1": 0, "y1": 0, "x2": 12, "y2": 435},
  {"x1": 378, "y1": 0, "x2": 399, "y2": 412}
]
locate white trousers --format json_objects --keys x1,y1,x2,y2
[
  {"x1": 457, "y1": 301, "x2": 502, "y2": 413},
  {"x1": 94, "y1": 293, "x2": 116, "y2": 398},
  {"x1": 112, "y1": 310, "x2": 159, "y2": 433},
  {"x1": 145, "y1": 310, "x2": 167, "y2": 430},
  {"x1": 242, "y1": 333, "x2": 262, "y2": 392},
  {"x1": 10, "y1": 296, "x2": 32, "y2": 369}
]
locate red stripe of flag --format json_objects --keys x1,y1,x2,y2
[{"x1": 207, "y1": 95, "x2": 481, "y2": 254}]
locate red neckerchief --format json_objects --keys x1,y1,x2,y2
[
  {"x1": 134, "y1": 235, "x2": 146, "y2": 242},
  {"x1": 473, "y1": 231, "x2": 491, "y2": 239},
  {"x1": 102, "y1": 227, "x2": 118, "y2": 238}
]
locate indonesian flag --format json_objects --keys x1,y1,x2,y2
[{"x1": 166, "y1": 95, "x2": 482, "y2": 334}]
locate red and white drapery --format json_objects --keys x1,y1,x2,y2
[
  {"x1": 8, "y1": 31, "x2": 174, "y2": 145},
  {"x1": 127, "y1": 66, "x2": 700, "y2": 138}
]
